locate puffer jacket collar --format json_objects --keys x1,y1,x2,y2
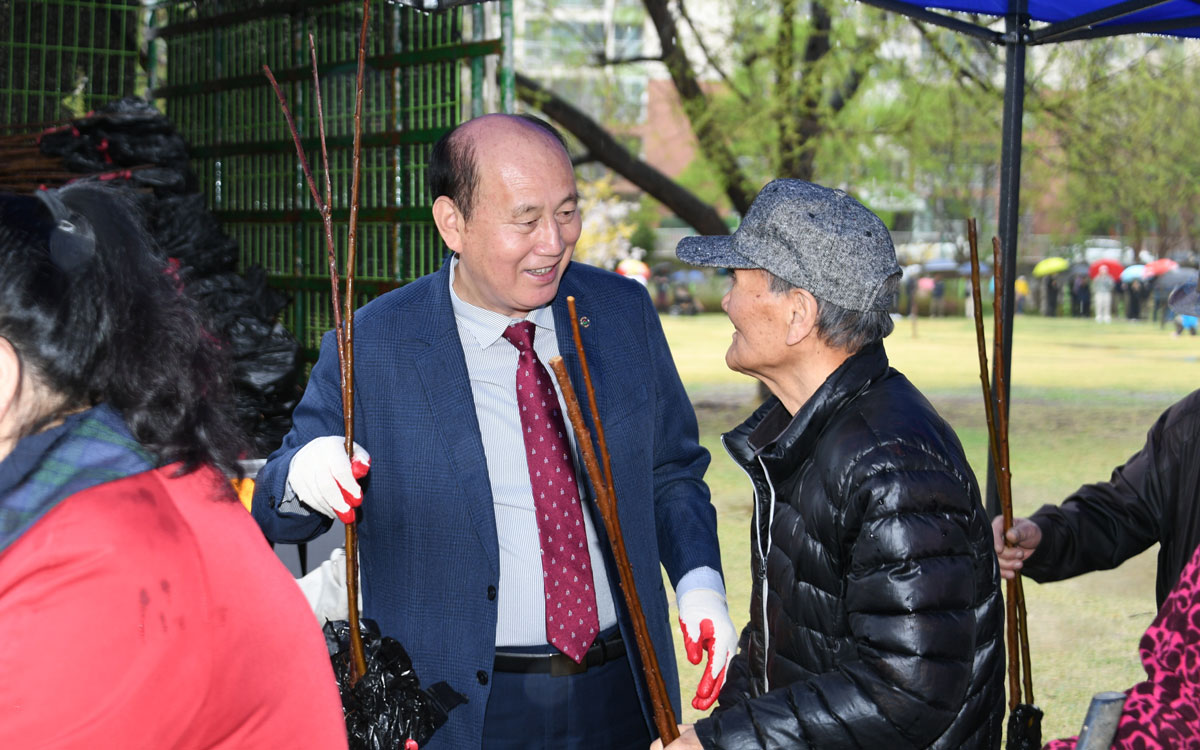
[{"x1": 724, "y1": 341, "x2": 891, "y2": 475}]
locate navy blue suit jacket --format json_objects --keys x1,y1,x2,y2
[{"x1": 253, "y1": 259, "x2": 721, "y2": 748}]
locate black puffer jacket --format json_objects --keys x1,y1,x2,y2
[{"x1": 695, "y1": 343, "x2": 1004, "y2": 749}]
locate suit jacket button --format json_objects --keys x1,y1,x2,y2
[
  {"x1": 487, "y1": 585, "x2": 497, "y2": 601},
  {"x1": 477, "y1": 670, "x2": 489, "y2": 685}
]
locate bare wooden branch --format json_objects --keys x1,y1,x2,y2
[
  {"x1": 261, "y1": 65, "x2": 326, "y2": 210},
  {"x1": 515, "y1": 72, "x2": 729, "y2": 236},
  {"x1": 591, "y1": 53, "x2": 665, "y2": 66},
  {"x1": 266, "y1": 1, "x2": 373, "y2": 684},
  {"x1": 675, "y1": 0, "x2": 749, "y2": 103},
  {"x1": 641, "y1": 0, "x2": 754, "y2": 213},
  {"x1": 547, "y1": 354, "x2": 679, "y2": 744},
  {"x1": 909, "y1": 20, "x2": 997, "y2": 94},
  {"x1": 340, "y1": 0, "x2": 373, "y2": 686},
  {"x1": 305, "y1": 35, "x2": 346, "y2": 382},
  {"x1": 968, "y1": 222, "x2": 1020, "y2": 711}
]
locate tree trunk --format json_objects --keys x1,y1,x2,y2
[
  {"x1": 515, "y1": 73, "x2": 730, "y2": 237},
  {"x1": 787, "y1": 0, "x2": 833, "y2": 180},
  {"x1": 642, "y1": 0, "x2": 754, "y2": 214}
]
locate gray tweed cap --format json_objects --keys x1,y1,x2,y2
[{"x1": 676, "y1": 179, "x2": 901, "y2": 312}]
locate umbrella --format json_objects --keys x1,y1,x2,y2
[
  {"x1": 1088, "y1": 259, "x2": 1123, "y2": 280},
  {"x1": 1153, "y1": 267, "x2": 1199, "y2": 291},
  {"x1": 1031, "y1": 257, "x2": 1069, "y2": 277},
  {"x1": 958, "y1": 261, "x2": 990, "y2": 276},
  {"x1": 1168, "y1": 283, "x2": 1200, "y2": 316},
  {"x1": 616, "y1": 257, "x2": 651, "y2": 279},
  {"x1": 1121, "y1": 264, "x2": 1147, "y2": 283},
  {"x1": 921, "y1": 257, "x2": 958, "y2": 274},
  {"x1": 1143, "y1": 258, "x2": 1180, "y2": 278}
]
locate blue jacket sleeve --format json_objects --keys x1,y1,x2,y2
[{"x1": 251, "y1": 331, "x2": 344, "y2": 544}]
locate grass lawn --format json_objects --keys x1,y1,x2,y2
[{"x1": 659, "y1": 310, "x2": 1196, "y2": 741}]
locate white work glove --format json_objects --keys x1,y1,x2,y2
[
  {"x1": 295, "y1": 547, "x2": 362, "y2": 623},
  {"x1": 678, "y1": 587, "x2": 737, "y2": 710},
  {"x1": 286, "y1": 436, "x2": 370, "y2": 523}
]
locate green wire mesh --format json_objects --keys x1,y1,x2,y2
[
  {"x1": 1, "y1": 0, "x2": 141, "y2": 134},
  {"x1": 149, "y1": 0, "x2": 480, "y2": 361}
]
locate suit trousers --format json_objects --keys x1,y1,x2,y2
[{"x1": 482, "y1": 635, "x2": 651, "y2": 750}]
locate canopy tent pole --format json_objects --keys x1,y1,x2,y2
[
  {"x1": 1031, "y1": 0, "x2": 1173, "y2": 43},
  {"x1": 988, "y1": 4, "x2": 1028, "y2": 517}
]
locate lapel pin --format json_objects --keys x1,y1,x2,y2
[{"x1": 579, "y1": 316, "x2": 591, "y2": 328}]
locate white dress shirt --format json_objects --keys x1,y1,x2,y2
[{"x1": 448, "y1": 259, "x2": 620, "y2": 646}]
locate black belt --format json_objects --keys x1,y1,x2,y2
[{"x1": 494, "y1": 633, "x2": 626, "y2": 677}]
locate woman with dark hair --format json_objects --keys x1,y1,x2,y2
[{"x1": 0, "y1": 184, "x2": 347, "y2": 748}]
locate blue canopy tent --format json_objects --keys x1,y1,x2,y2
[{"x1": 853, "y1": 0, "x2": 1200, "y2": 512}]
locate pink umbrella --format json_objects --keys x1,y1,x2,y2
[{"x1": 1144, "y1": 258, "x2": 1179, "y2": 278}]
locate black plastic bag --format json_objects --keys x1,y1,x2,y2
[
  {"x1": 323, "y1": 620, "x2": 467, "y2": 750},
  {"x1": 1006, "y1": 703, "x2": 1043, "y2": 750},
  {"x1": 146, "y1": 193, "x2": 239, "y2": 275},
  {"x1": 32, "y1": 99, "x2": 303, "y2": 457},
  {"x1": 185, "y1": 270, "x2": 300, "y2": 455},
  {"x1": 126, "y1": 166, "x2": 188, "y2": 193},
  {"x1": 228, "y1": 318, "x2": 301, "y2": 455},
  {"x1": 101, "y1": 130, "x2": 189, "y2": 172},
  {"x1": 39, "y1": 98, "x2": 192, "y2": 180},
  {"x1": 89, "y1": 97, "x2": 178, "y2": 131},
  {"x1": 186, "y1": 266, "x2": 288, "y2": 324}
]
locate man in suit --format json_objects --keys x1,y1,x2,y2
[{"x1": 253, "y1": 113, "x2": 734, "y2": 749}]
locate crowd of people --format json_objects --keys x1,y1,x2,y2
[
  {"x1": 1040, "y1": 267, "x2": 1194, "y2": 327},
  {"x1": 892, "y1": 265, "x2": 1197, "y2": 332},
  {"x1": 3, "y1": 112, "x2": 1197, "y2": 750}
]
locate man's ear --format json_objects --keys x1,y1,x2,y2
[
  {"x1": 785, "y1": 288, "x2": 818, "y2": 346},
  {"x1": 431, "y1": 196, "x2": 465, "y2": 253}
]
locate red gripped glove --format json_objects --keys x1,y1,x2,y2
[{"x1": 678, "y1": 588, "x2": 737, "y2": 711}]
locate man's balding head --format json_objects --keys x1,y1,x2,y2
[
  {"x1": 428, "y1": 114, "x2": 569, "y2": 221},
  {"x1": 428, "y1": 113, "x2": 582, "y2": 318}
]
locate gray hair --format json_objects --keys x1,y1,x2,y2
[{"x1": 768, "y1": 272, "x2": 898, "y2": 352}]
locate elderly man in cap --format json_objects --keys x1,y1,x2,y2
[{"x1": 656, "y1": 180, "x2": 1004, "y2": 750}]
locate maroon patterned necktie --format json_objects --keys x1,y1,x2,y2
[{"x1": 502, "y1": 320, "x2": 599, "y2": 663}]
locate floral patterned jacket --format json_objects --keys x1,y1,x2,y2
[{"x1": 1045, "y1": 541, "x2": 1200, "y2": 749}]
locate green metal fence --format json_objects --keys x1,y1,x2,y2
[
  {"x1": 147, "y1": 0, "x2": 501, "y2": 362},
  {"x1": 1, "y1": 0, "x2": 141, "y2": 134}
]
